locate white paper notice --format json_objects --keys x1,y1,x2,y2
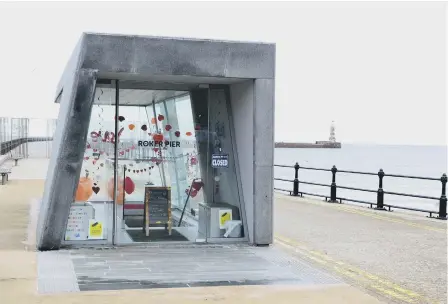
[{"x1": 64, "y1": 205, "x2": 94, "y2": 241}]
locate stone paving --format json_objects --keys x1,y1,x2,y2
[
  {"x1": 37, "y1": 243, "x2": 341, "y2": 293},
  {"x1": 0, "y1": 159, "x2": 389, "y2": 303},
  {"x1": 274, "y1": 193, "x2": 447, "y2": 304}
]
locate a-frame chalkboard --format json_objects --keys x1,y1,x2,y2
[{"x1": 143, "y1": 186, "x2": 172, "y2": 236}]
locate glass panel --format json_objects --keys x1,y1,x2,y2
[
  {"x1": 64, "y1": 86, "x2": 116, "y2": 243},
  {"x1": 194, "y1": 87, "x2": 245, "y2": 240},
  {"x1": 114, "y1": 88, "x2": 204, "y2": 244}
]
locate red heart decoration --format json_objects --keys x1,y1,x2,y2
[
  {"x1": 165, "y1": 124, "x2": 172, "y2": 131},
  {"x1": 158, "y1": 114, "x2": 164, "y2": 121},
  {"x1": 174, "y1": 131, "x2": 180, "y2": 137}
]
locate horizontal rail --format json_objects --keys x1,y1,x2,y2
[
  {"x1": 337, "y1": 185, "x2": 378, "y2": 193},
  {"x1": 300, "y1": 181, "x2": 331, "y2": 188},
  {"x1": 383, "y1": 191, "x2": 438, "y2": 200},
  {"x1": 0, "y1": 137, "x2": 53, "y2": 155},
  {"x1": 274, "y1": 162, "x2": 447, "y2": 219},
  {"x1": 335, "y1": 196, "x2": 374, "y2": 206},
  {"x1": 300, "y1": 166, "x2": 331, "y2": 172},
  {"x1": 385, "y1": 173, "x2": 439, "y2": 181},
  {"x1": 274, "y1": 178, "x2": 294, "y2": 183},
  {"x1": 275, "y1": 163, "x2": 444, "y2": 182},
  {"x1": 274, "y1": 187, "x2": 292, "y2": 193},
  {"x1": 383, "y1": 203, "x2": 437, "y2": 214},
  {"x1": 338, "y1": 169, "x2": 377, "y2": 176},
  {"x1": 274, "y1": 164, "x2": 294, "y2": 168}
]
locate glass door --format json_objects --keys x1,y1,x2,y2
[
  {"x1": 112, "y1": 84, "x2": 207, "y2": 244},
  {"x1": 192, "y1": 87, "x2": 245, "y2": 242}
]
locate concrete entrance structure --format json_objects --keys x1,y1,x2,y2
[{"x1": 36, "y1": 33, "x2": 275, "y2": 251}]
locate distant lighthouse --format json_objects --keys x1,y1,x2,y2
[{"x1": 329, "y1": 121, "x2": 336, "y2": 143}]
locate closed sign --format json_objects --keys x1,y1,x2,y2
[{"x1": 211, "y1": 154, "x2": 229, "y2": 168}]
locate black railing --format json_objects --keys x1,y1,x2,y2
[{"x1": 274, "y1": 162, "x2": 447, "y2": 220}]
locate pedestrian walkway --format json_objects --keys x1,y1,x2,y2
[
  {"x1": 274, "y1": 193, "x2": 447, "y2": 304},
  {"x1": 0, "y1": 159, "x2": 385, "y2": 304}
]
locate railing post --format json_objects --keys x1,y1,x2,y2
[
  {"x1": 437, "y1": 173, "x2": 447, "y2": 220},
  {"x1": 293, "y1": 162, "x2": 300, "y2": 196},
  {"x1": 375, "y1": 169, "x2": 386, "y2": 210},
  {"x1": 330, "y1": 165, "x2": 337, "y2": 202}
]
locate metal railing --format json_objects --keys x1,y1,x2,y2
[
  {"x1": 0, "y1": 137, "x2": 53, "y2": 156},
  {"x1": 274, "y1": 163, "x2": 447, "y2": 220}
]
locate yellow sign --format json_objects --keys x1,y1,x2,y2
[
  {"x1": 89, "y1": 220, "x2": 103, "y2": 239},
  {"x1": 219, "y1": 210, "x2": 232, "y2": 229}
]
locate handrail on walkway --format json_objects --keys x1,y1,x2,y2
[
  {"x1": 274, "y1": 162, "x2": 447, "y2": 220},
  {"x1": 0, "y1": 137, "x2": 53, "y2": 155}
]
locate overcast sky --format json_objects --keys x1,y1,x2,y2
[{"x1": 0, "y1": 1, "x2": 446, "y2": 145}]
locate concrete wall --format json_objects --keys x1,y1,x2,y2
[
  {"x1": 80, "y1": 33, "x2": 275, "y2": 80},
  {"x1": 253, "y1": 79, "x2": 275, "y2": 244},
  {"x1": 230, "y1": 81, "x2": 254, "y2": 243},
  {"x1": 37, "y1": 70, "x2": 98, "y2": 250}
]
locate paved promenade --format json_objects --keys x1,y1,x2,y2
[
  {"x1": 274, "y1": 193, "x2": 447, "y2": 304},
  {"x1": 1, "y1": 158, "x2": 445, "y2": 303}
]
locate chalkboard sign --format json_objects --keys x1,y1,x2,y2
[{"x1": 144, "y1": 186, "x2": 172, "y2": 236}]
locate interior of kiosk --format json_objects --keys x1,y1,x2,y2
[{"x1": 64, "y1": 80, "x2": 245, "y2": 245}]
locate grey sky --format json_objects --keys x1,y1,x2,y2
[{"x1": 0, "y1": 1, "x2": 445, "y2": 145}]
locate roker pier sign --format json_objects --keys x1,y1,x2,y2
[{"x1": 138, "y1": 140, "x2": 181, "y2": 148}]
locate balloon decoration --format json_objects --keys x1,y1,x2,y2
[
  {"x1": 124, "y1": 177, "x2": 135, "y2": 195},
  {"x1": 108, "y1": 177, "x2": 125, "y2": 204},
  {"x1": 128, "y1": 124, "x2": 135, "y2": 130},
  {"x1": 75, "y1": 170, "x2": 93, "y2": 201},
  {"x1": 153, "y1": 133, "x2": 164, "y2": 142}
]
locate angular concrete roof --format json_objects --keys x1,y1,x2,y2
[{"x1": 56, "y1": 32, "x2": 276, "y2": 98}]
